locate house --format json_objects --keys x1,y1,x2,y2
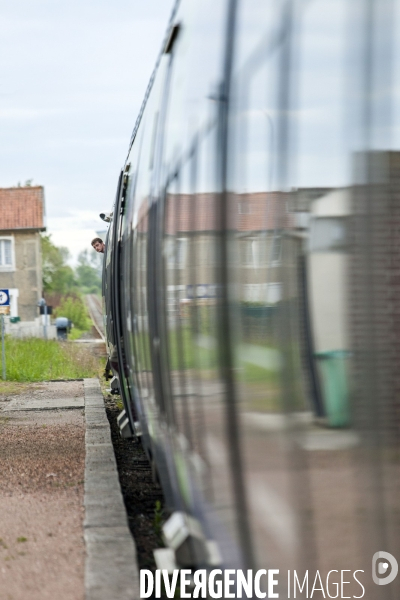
[
  {"x1": 132, "y1": 191, "x2": 295, "y2": 321},
  {"x1": 161, "y1": 191, "x2": 294, "y2": 306},
  {"x1": 0, "y1": 186, "x2": 46, "y2": 320}
]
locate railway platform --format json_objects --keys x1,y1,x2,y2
[
  {"x1": 0, "y1": 377, "x2": 140, "y2": 600},
  {"x1": 84, "y1": 378, "x2": 139, "y2": 600}
]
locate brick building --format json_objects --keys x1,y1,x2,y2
[
  {"x1": 161, "y1": 191, "x2": 293, "y2": 307},
  {"x1": 0, "y1": 186, "x2": 46, "y2": 320}
]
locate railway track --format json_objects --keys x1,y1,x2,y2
[{"x1": 85, "y1": 294, "x2": 105, "y2": 341}]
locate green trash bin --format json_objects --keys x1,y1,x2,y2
[{"x1": 314, "y1": 350, "x2": 350, "y2": 427}]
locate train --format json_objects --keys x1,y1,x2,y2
[{"x1": 102, "y1": 0, "x2": 400, "y2": 596}]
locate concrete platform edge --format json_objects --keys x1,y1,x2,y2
[{"x1": 83, "y1": 378, "x2": 140, "y2": 600}]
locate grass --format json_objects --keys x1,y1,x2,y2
[
  {"x1": 120, "y1": 323, "x2": 305, "y2": 413},
  {"x1": 0, "y1": 381, "x2": 34, "y2": 396},
  {"x1": 1, "y1": 337, "x2": 99, "y2": 382},
  {"x1": 153, "y1": 500, "x2": 164, "y2": 541},
  {"x1": 68, "y1": 327, "x2": 86, "y2": 340},
  {"x1": 54, "y1": 294, "x2": 92, "y2": 332}
]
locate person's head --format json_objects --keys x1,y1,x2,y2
[{"x1": 91, "y1": 237, "x2": 105, "y2": 254}]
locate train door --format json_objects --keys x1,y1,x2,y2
[
  {"x1": 154, "y1": 0, "x2": 255, "y2": 568},
  {"x1": 108, "y1": 170, "x2": 138, "y2": 426}
]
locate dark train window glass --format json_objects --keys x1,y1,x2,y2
[
  {"x1": 129, "y1": 112, "x2": 158, "y2": 413},
  {"x1": 161, "y1": 117, "x2": 243, "y2": 552},
  {"x1": 393, "y1": 2, "x2": 400, "y2": 150},
  {"x1": 122, "y1": 129, "x2": 145, "y2": 397},
  {"x1": 225, "y1": 0, "x2": 398, "y2": 591},
  {"x1": 161, "y1": 0, "x2": 229, "y2": 174},
  {"x1": 227, "y1": 0, "x2": 353, "y2": 583}
]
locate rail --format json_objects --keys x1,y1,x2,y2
[{"x1": 85, "y1": 294, "x2": 105, "y2": 342}]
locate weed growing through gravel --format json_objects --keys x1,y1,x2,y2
[
  {"x1": 153, "y1": 500, "x2": 164, "y2": 542},
  {"x1": 1, "y1": 337, "x2": 99, "y2": 381},
  {"x1": 0, "y1": 381, "x2": 33, "y2": 396}
]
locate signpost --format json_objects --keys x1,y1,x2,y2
[
  {"x1": 38, "y1": 298, "x2": 48, "y2": 339},
  {"x1": 0, "y1": 289, "x2": 9, "y2": 380}
]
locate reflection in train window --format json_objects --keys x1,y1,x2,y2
[
  {"x1": 240, "y1": 238, "x2": 266, "y2": 268},
  {"x1": 175, "y1": 238, "x2": 188, "y2": 269},
  {"x1": 309, "y1": 217, "x2": 349, "y2": 253},
  {"x1": 270, "y1": 233, "x2": 282, "y2": 265}
]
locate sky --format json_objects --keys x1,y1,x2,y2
[
  {"x1": 1, "y1": 0, "x2": 398, "y2": 265},
  {"x1": 0, "y1": 0, "x2": 174, "y2": 263}
]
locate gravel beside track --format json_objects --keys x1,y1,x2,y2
[
  {"x1": 0, "y1": 381, "x2": 85, "y2": 600},
  {"x1": 104, "y1": 393, "x2": 166, "y2": 571}
]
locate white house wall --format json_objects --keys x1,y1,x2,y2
[{"x1": 308, "y1": 253, "x2": 349, "y2": 353}]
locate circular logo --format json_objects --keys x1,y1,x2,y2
[
  {"x1": 373, "y1": 551, "x2": 399, "y2": 585},
  {"x1": 0, "y1": 291, "x2": 9, "y2": 305}
]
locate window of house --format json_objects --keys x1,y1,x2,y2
[
  {"x1": 271, "y1": 234, "x2": 282, "y2": 265},
  {"x1": 164, "y1": 238, "x2": 175, "y2": 269},
  {"x1": 242, "y1": 238, "x2": 261, "y2": 267},
  {"x1": 201, "y1": 238, "x2": 214, "y2": 267},
  {"x1": 176, "y1": 238, "x2": 188, "y2": 269},
  {"x1": 0, "y1": 238, "x2": 14, "y2": 269}
]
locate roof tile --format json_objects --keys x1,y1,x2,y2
[{"x1": 0, "y1": 186, "x2": 45, "y2": 231}]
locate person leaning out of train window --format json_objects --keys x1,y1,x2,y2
[{"x1": 91, "y1": 237, "x2": 105, "y2": 254}]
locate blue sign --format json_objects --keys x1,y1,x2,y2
[{"x1": 0, "y1": 290, "x2": 10, "y2": 306}]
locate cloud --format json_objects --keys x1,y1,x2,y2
[
  {"x1": 48, "y1": 227, "x2": 106, "y2": 265},
  {"x1": 0, "y1": 0, "x2": 174, "y2": 222},
  {"x1": 47, "y1": 210, "x2": 103, "y2": 231},
  {"x1": 47, "y1": 210, "x2": 110, "y2": 265},
  {"x1": 0, "y1": 108, "x2": 64, "y2": 120}
]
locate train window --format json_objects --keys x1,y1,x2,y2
[
  {"x1": 161, "y1": 0, "x2": 230, "y2": 173},
  {"x1": 225, "y1": 0, "x2": 399, "y2": 590},
  {"x1": 163, "y1": 157, "x2": 199, "y2": 436},
  {"x1": 393, "y1": 2, "x2": 400, "y2": 151},
  {"x1": 158, "y1": 0, "x2": 238, "y2": 516},
  {"x1": 160, "y1": 115, "x2": 244, "y2": 553},
  {"x1": 129, "y1": 111, "x2": 163, "y2": 421},
  {"x1": 121, "y1": 131, "x2": 146, "y2": 405},
  {"x1": 227, "y1": 0, "x2": 341, "y2": 583}
]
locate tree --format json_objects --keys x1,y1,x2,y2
[
  {"x1": 41, "y1": 234, "x2": 77, "y2": 295},
  {"x1": 54, "y1": 295, "x2": 91, "y2": 331},
  {"x1": 75, "y1": 249, "x2": 102, "y2": 294}
]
